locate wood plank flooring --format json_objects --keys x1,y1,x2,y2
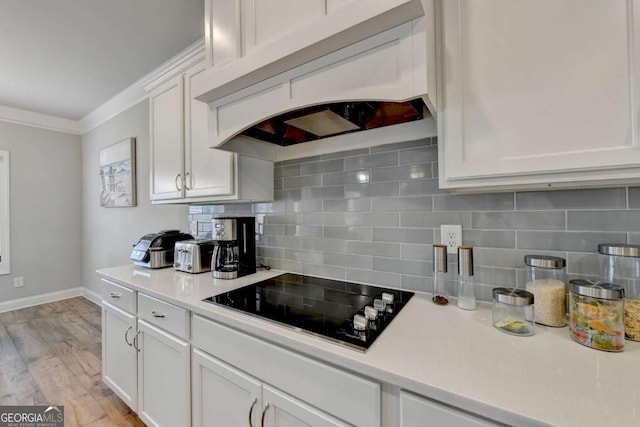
[{"x1": 0, "y1": 297, "x2": 146, "y2": 427}]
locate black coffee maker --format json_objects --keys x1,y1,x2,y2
[{"x1": 211, "y1": 217, "x2": 256, "y2": 279}]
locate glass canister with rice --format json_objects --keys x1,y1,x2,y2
[
  {"x1": 524, "y1": 255, "x2": 567, "y2": 327},
  {"x1": 598, "y1": 243, "x2": 640, "y2": 341}
]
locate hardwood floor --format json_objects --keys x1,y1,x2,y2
[{"x1": 0, "y1": 297, "x2": 146, "y2": 427}]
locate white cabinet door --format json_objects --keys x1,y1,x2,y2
[
  {"x1": 242, "y1": 0, "x2": 325, "y2": 55},
  {"x1": 102, "y1": 303, "x2": 137, "y2": 411},
  {"x1": 137, "y1": 319, "x2": 190, "y2": 427},
  {"x1": 439, "y1": 0, "x2": 640, "y2": 190},
  {"x1": 205, "y1": 0, "x2": 241, "y2": 68},
  {"x1": 192, "y1": 348, "x2": 263, "y2": 427},
  {"x1": 262, "y1": 385, "x2": 350, "y2": 427},
  {"x1": 149, "y1": 75, "x2": 185, "y2": 201},
  {"x1": 184, "y1": 64, "x2": 235, "y2": 199},
  {"x1": 400, "y1": 391, "x2": 502, "y2": 427}
]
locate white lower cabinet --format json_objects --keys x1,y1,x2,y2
[
  {"x1": 192, "y1": 314, "x2": 380, "y2": 427},
  {"x1": 137, "y1": 320, "x2": 191, "y2": 427},
  {"x1": 261, "y1": 385, "x2": 349, "y2": 427},
  {"x1": 102, "y1": 303, "x2": 137, "y2": 411},
  {"x1": 192, "y1": 347, "x2": 349, "y2": 427},
  {"x1": 400, "y1": 391, "x2": 502, "y2": 427},
  {"x1": 192, "y1": 348, "x2": 262, "y2": 427}
]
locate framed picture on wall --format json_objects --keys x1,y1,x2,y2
[{"x1": 99, "y1": 137, "x2": 136, "y2": 207}]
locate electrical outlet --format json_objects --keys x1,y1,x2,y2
[
  {"x1": 441, "y1": 225, "x2": 462, "y2": 254},
  {"x1": 13, "y1": 277, "x2": 24, "y2": 288}
]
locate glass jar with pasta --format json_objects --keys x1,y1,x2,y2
[{"x1": 598, "y1": 243, "x2": 640, "y2": 341}]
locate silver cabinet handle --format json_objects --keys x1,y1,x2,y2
[
  {"x1": 175, "y1": 173, "x2": 182, "y2": 191},
  {"x1": 184, "y1": 172, "x2": 191, "y2": 190},
  {"x1": 109, "y1": 292, "x2": 121, "y2": 299},
  {"x1": 248, "y1": 397, "x2": 257, "y2": 427},
  {"x1": 124, "y1": 324, "x2": 133, "y2": 346},
  {"x1": 260, "y1": 403, "x2": 270, "y2": 427},
  {"x1": 133, "y1": 329, "x2": 141, "y2": 352},
  {"x1": 151, "y1": 310, "x2": 165, "y2": 318}
]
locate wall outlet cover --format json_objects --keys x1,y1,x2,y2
[
  {"x1": 441, "y1": 225, "x2": 462, "y2": 254},
  {"x1": 13, "y1": 276, "x2": 24, "y2": 288}
]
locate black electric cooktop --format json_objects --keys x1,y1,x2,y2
[{"x1": 203, "y1": 273, "x2": 414, "y2": 351}]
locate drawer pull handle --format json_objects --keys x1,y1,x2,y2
[
  {"x1": 109, "y1": 292, "x2": 121, "y2": 299},
  {"x1": 151, "y1": 310, "x2": 166, "y2": 318},
  {"x1": 124, "y1": 325, "x2": 133, "y2": 346},
  {"x1": 260, "y1": 403, "x2": 270, "y2": 427},
  {"x1": 133, "y1": 329, "x2": 141, "y2": 352},
  {"x1": 248, "y1": 397, "x2": 257, "y2": 427}
]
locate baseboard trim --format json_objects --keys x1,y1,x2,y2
[
  {"x1": 0, "y1": 287, "x2": 84, "y2": 313},
  {"x1": 82, "y1": 287, "x2": 102, "y2": 306}
]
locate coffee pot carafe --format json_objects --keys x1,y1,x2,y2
[
  {"x1": 212, "y1": 242, "x2": 239, "y2": 277},
  {"x1": 211, "y1": 217, "x2": 256, "y2": 279}
]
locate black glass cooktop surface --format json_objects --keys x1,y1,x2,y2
[{"x1": 203, "y1": 273, "x2": 414, "y2": 351}]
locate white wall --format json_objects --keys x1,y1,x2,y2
[
  {"x1": 0, "y1": 121, "x2": 82, "y2": 302},
  {"x1": 81, "y1": 100, "x2": 189, "y2": 295}
]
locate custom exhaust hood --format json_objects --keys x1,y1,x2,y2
[{"x1": 193, "y1": 0, "x2": 437, "y2": 162}]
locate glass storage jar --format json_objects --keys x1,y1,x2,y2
[
  {"x1": 524, "y1": 255, "x2": 567, "y2": 327},
  {"x1": 598, "y1": 243, "x2": 640, "y2": 341},
  {"x1": 492, "y1": 287, "x2": 535, "y2": 336},
  {"x1": 569, "y1": 279, "x2": 625, "y2": 352}
]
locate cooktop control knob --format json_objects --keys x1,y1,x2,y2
[
  {"x1": 364, "y1": 306, "x2": 378, "y2": 321},
  {"x1": 174, "y1": 262, "x2": 181, "y2": 268},
  {"x1": 382, "y1": 292, "x2": 394, "y2": 313},
  {"x1": 353, "y1": 314, "x2": 368, "y2": 331},
  {"x1": 382, "y1": 292, "x2": 394, "y2": 305},
  {"x1": 373, "y1": 298, "x2": 386, "y2": 313}
]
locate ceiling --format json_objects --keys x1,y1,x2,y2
[{"x1": 0, "y1": 0, "x2": 203, "y2": 120}]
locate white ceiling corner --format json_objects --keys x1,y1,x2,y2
[{"x1": 0, "y1": 0, "x2": 204, "y2": 135}]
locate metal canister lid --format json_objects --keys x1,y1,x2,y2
[
  {"x1": 569, "y1": 279, "x2": 625, "y2": 300},
  {"x1": 458, "y1": 246, "x2": 474, "y2": 277},
  {"x1": 492, "y1": 287, "x2": 534, "y2": 306},
  {"x1": 524, "y1": 255, "x2": 566, "y2": 269},
  {"x1": 433, "y1": 244, "x2": 447, "y2": 273},
  {"x1": 597, "y1": 243, "x2": 640, "y2": 258}
]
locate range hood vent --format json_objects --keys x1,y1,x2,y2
[
  {"x1": 240, "y1": 99, "x2": 427, "y2": 146},
  {"x1": 194, "y1": 0, "x2": 437, "y2": 161}
]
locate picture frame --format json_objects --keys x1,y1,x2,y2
[{"x1": 99, "y1": 137, "x2": 136, "y2": 207}]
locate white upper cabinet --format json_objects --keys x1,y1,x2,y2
[
  {"x1": 149, "y1": 76, "x2": 184, "y2": 201},
  {"x1": 148, "y1": 61, "x2": 273, "y2": 204},
  {"x1": 438, "y1": 0, "x2": 640, "y2": 190}
]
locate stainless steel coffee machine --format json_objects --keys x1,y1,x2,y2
[{"x1": 211, "y1": 217, "x2": 256, "y2": 279}]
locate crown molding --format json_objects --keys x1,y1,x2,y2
[
  {"x1": 80, "y1": 38, "x2": 206, "y2": 134},
  {"x1": 0, "y1": 104, "x2": 82, "y2": 134}
]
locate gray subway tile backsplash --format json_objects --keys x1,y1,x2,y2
[
  {"x1": 398, "y1": 146, "x2": 438, "y2": 165},
  {"x1": 189, "y1": 139, "x2": 638, "y2": 302},
  {"x1": 472, "y1": 211, "x2": 565, "y2": 230},
  {"x1": 517, "y1": 188, "x2": 627, "y2": 210},
  {"x1": 516, "y1": 231, "x2": 627, "y2": 252},
  {"x1": 434, "y1": 193, "x2": 514, "y2": 212},
  {"x1": 344, "y1": 152, "x2": 398, "y2": 171},
  {"x1": 567, "y1": 210, "x2": 640, "y2": 231}
]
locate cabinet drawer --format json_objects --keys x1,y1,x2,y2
[
  {"x1": 101, "y1": 279, "x2": 136, "y2": 314},
  {"x1": 138, "y1": 293, "x2": 189, "y2": 340},
  {"x1": 192, "y1": 314, "x2": 380, "y2": 427}
]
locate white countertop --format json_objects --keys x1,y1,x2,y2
[{"x1": 97, "y1": 265, "x2": 640, "y2": 427}]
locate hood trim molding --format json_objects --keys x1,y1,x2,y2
[{"x1": 222, "y1": 116, "x2": 437, "y2": 162}]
